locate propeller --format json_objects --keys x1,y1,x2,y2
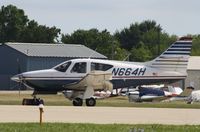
[
  {"x1": 17, "y1": 58, "x2": 22, "y2": 97},
  {"x1": 18, "y1": 75, "x2": 23, "y2": 97},
  {"x1": 10, "y1": 59, "x2": 23, "y2": 96}
]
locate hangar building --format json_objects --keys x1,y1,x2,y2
[
  {"x1": 0, "y1": 43, "x2": 107, "y2": 90},
  {"x1": 186, "y1": 56, "x2": 200, "y2": 90}
]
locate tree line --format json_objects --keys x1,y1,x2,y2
[{"x1": 0, "y1": 5, "x2": 199, "y2": 61}]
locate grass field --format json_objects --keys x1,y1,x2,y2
[
  {"x1": 0, "y1": 123, "x2": 200, "y2": 132},
  {"x1": 0, "y1": 91, "x2": 200, "y2": 108}
]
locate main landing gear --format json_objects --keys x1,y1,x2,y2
[
  {"x1": 72, "y1": 97, "x2": 96, "y2": 106},
  {"x1": 72, "y1": 98, "x2": 83, "y2": 106}
]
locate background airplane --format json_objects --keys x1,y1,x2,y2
[
  {"x1": 11, "y1": 37, "x2": 192, "y2": 106},
  {"x1": 128, "y1": 85, "x2": 194, "y2": 103}
]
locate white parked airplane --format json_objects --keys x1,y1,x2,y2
[{"x1": 11, "y1": 37, "x2": 192, "y2": 106}]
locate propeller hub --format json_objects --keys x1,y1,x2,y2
[{"x1": 11, "y1": 74, "x2": 23, "y2": 82}]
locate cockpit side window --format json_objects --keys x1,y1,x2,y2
[
  {"x1": 71, "y1": 62, "x2": 86, "y2": 73},
  {"x1": 91, "y1": 62, "x2": 113, "y2": 71},
  {"x1": 54, "y1": 61, "x2": 71, "y2": 72}
]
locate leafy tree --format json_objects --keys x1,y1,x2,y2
[
  {"x1": 20, "y1": 20, "x2": 60, "y2": 43},
  {"x1": 130, "y1": 41, "x2": 152, "y2": 62},
  {"x1": 61, "y1": 29, "x2": 127, "y2": 60},
  {"x1": 115, "y1": 20, "x2": 178, "y2": 61},
  {"x1": 114, "y1": 20, "x2": 161, "y2": 51},
  {"x1": 0, "y1": 5, "x2": 60, "y2": 43},
  {"x1": 115, "y1": 23, "x2": 141, "y2": 50},
  {"x1": 62, "y1": 29, "x2": 104, "y2": 49},
  {"x1": 139, "y1": 20, "x2": 161, "y2": 33},
  {"x1": 113, "y1": 45, "x2": 128, "y2": 60},
  {"x1": 192, "y1": 35, "x2": 200, "y2": 56},
  {"x1": 0, "y1": 5, "x2": 28, "y2": 43}
]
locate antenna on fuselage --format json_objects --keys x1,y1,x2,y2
[{"x1": 123, "y1": 52, "x2": 131, "y2": 61}]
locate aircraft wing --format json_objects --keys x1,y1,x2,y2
[
  {"x1": 140, "y1": 95, "x2": 169, "y2": 102},
  {"x1": 151, "y1": 96, "x2": 169, "y2": 102},
  {"x1": 63, "y1": 71, "x2": 113, "y2": 99}
]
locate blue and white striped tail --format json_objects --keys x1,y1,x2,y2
[{"x1": 150, "y1": 37, "x2": 192, "y2": 72}]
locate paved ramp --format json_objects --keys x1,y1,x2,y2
[{"x1": 0, "y1": 105, "x2": 200, "y2": 125}]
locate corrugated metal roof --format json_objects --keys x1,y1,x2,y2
[
  {"x1": 5, "y1": 42, "x2": 107, "y2": 58},
  {"x1": 188, "y1": 56, "x2": 200, "y2": 70}
]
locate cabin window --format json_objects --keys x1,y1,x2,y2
[
  {"x1": 91, "y1": 62, "x2": 113, "y2": 71},
  {"x1": 71, "y1": 62, "x2": 86, "y2": 73},
  {"x1": 54, "y1": 61, "x2": 71, "y2": 72}
]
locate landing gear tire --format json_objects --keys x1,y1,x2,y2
[
  {"x1": 72, "y1": 98, "x2": 83, "y2": 106},
  {"x1": 86, "y1": 98, "x2": 96, "y2": 107}
]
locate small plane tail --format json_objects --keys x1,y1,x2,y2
[
  {"x1": 149, "y1": 37, "x2": 192, "y2": 73},
  {"x1": 179, "y1": 86, "x2": 194, "y2": 97}
]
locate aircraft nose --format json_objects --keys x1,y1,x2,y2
[{"x1": 11, "y1": 74, "x2": 23, "y2": 82}]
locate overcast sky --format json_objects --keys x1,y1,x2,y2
[{"x1": 1, "y1": 0, "x2": 200, "y2": 36}]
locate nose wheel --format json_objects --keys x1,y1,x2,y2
[{"x1": 22, "y1": 97, "x2": 44, "y2": 105}]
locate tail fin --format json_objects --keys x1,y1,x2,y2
[
  {"x1": 179, "y1": 86, "x2": 194, "y2": 97},
  {"x1": 149, "y1": 37, "x2": 192, "y2": 73}
]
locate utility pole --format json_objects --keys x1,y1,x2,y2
[
  {"x1": 157, "y1": 25, "x2": 161, "y2": 56},
  {"x1": 111, "y1": 41, "x2": 116, "y2": 60}
]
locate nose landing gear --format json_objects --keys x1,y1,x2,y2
[{"x1": 22, "y1": 96, "x2": 44, "y2": 105}]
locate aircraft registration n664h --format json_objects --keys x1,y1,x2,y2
[{"x1": 11, "y1": 37, "x2": 192, "y2": 106}]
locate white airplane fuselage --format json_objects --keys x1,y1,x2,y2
[{"x1": 12, "y1": 58, "x2": 186, "y2": 93}]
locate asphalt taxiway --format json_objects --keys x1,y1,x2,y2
[{"x1": 0, "y1": 105, "x2": 200, "y2": 125}]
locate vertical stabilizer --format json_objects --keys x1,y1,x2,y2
[
  {"x1": 179, "y1": 86, "x2": 194, "y2": 97},
  {"x1": 149, "y1": 37, "x2": 192, "y2": 73}
]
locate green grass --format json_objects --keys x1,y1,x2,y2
[
  {"x1": 1, "y1": 92, "x2": 200, "y2": 108},
  {"x1": 0, "y1": 123, "x2": 200, "y2": 132}
]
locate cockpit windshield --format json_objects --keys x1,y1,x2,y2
[{"x1": 54, "y1": 61, "x2": 71, "y2": 72}]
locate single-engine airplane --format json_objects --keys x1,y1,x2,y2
[{"x1": 11, "y1": 37, "x2": 192, "y2": 106}]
